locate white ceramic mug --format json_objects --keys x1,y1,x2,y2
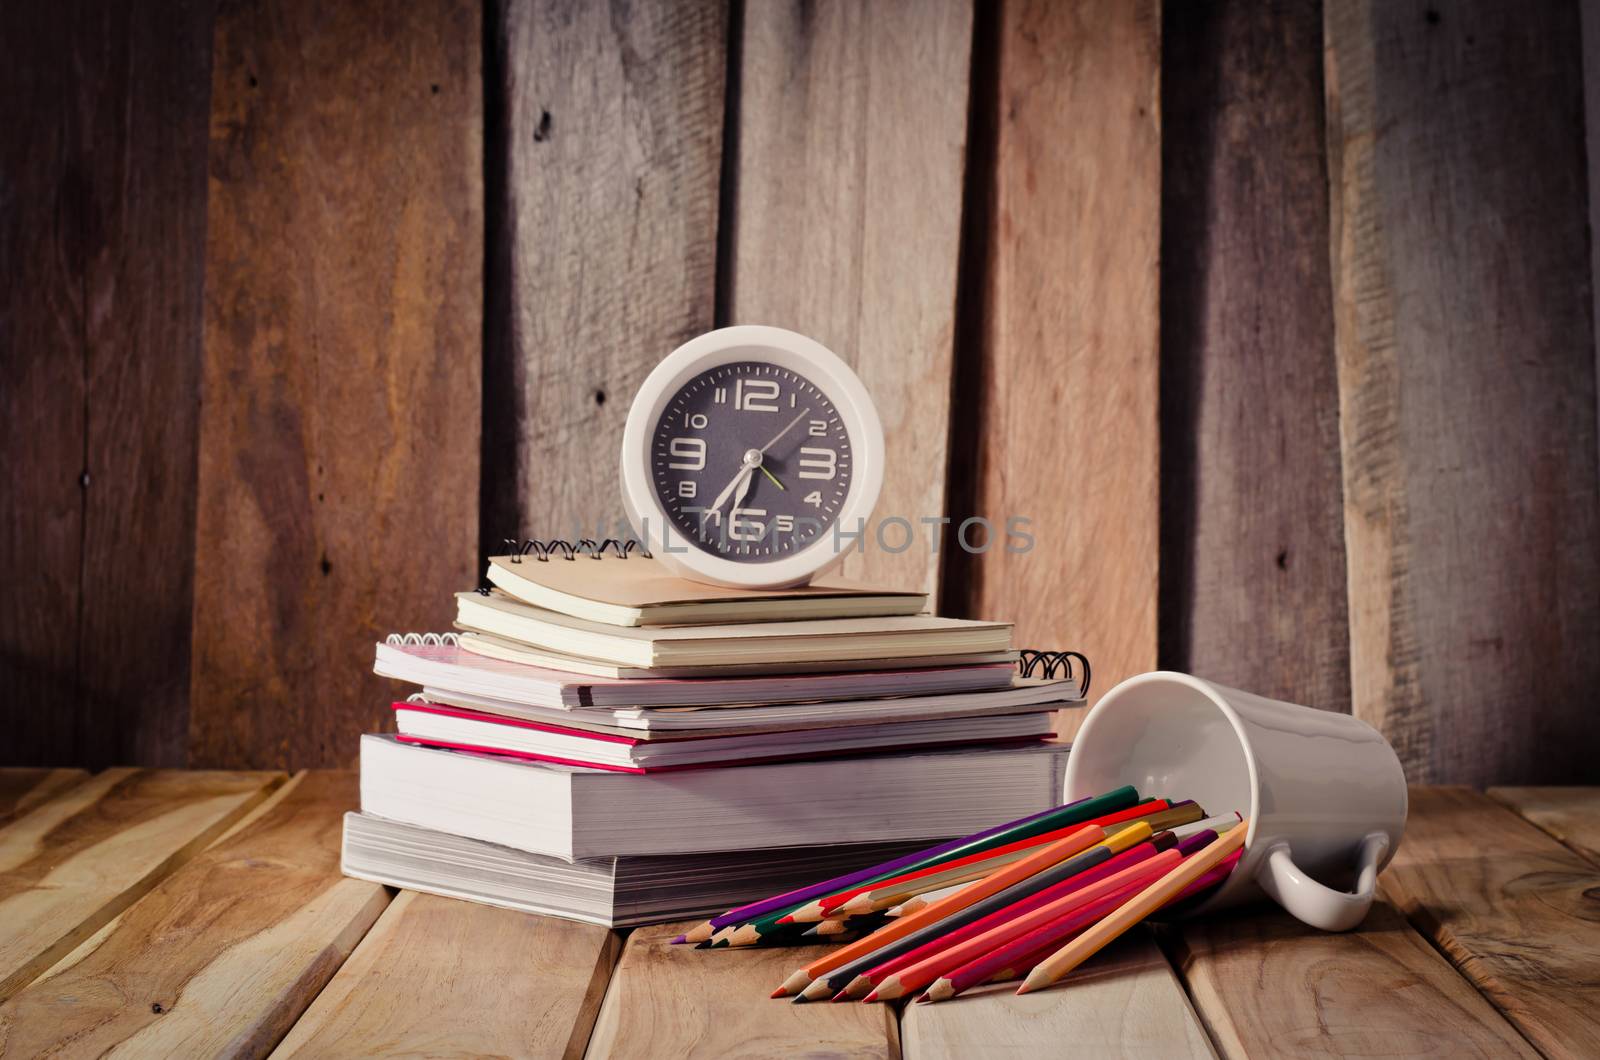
[{"x1": 1063, "y1": 671, "x2": 1407, "y2": 931}]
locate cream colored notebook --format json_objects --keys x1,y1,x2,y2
[
  {"x1": 485, "y1": 554, "x2": 926, "y2": 627},
  {"x1": 455, "y1": 631, "x2": 1020, "y2": 680},
  {"x1": 455, "y1": 592, "x2": 1012, "y2": 669}
]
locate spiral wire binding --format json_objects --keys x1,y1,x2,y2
[
  {"x1": 500, "y1": 537, "x2": 651, "y2": 562},
  {"x1": 385, "y1": 632, "x2": 460, "y2": 647},
  {"x1": 1017, "y1": 649, "x2": 1091, "y2": 699}
]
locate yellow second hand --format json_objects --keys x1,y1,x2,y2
[{"x1": 759, "y1": 466, "x2": 785, "y2": 491}]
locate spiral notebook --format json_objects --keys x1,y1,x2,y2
[
  {"x1": 456, "y1": 591, "x2": 1012, "y2": 669},
  {"x1": 376, "y1": 632, "x2": 1020, "y2": 710},
  {"x1": 487, "y1": 539, "x2": 926, "y2": 627}
]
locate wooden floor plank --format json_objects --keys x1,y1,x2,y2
[
  {"x1": 0, "y1": 768, "x2": 280, "y2": 1002},
  {"x1": 901, "y1": 930, "x2": 1213, "y2": 1060},
  {"x1": 0, "y1": 768, "x2": 89, "y2": 827},
  {"x1": 0, "y1": 771, "x2": 387, "y2": 1056},
  {"x1": 1167, "y1": 902, "x2": 1536, "y2": 1059},
  {"x1": 1381, "y1": 787, "x2": 1600, "y2": 1060},
  {"x1": 586, "y1": 921, "x2": 897, "y2": 1059},
  {"x1": 273, "y1": 892, "x2": 618, "y2": 1059},
  {"x1": 1488, "y1": 787, "x2": 1600, "y2": 866}
]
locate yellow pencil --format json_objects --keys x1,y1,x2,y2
[{"x1": 1017, "y1": 822, "x2": 1248, "y2": 994}]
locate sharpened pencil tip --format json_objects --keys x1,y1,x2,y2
[
  {"x1": 1015, "y1": 984, "x2": 1032, "y2": 995},
  {"x1": 914, "y1": 994, "x2": 930, "y2": 1004},
  {"x1": 776, "y1": 915, "x2": 793, "y2": 925},
  {"x1": 791, "y1": 993, "x2": 809, "y2": 1005},
  {"x1": 670, "y1": 934, "x2": 686, "y2": 944},
  {"x1": 769, "y1": 987, "x2": 788, "y2": 999},
  {"x1": 862, "y1": 991, "x2": 880, "y2": 1003},
  {"x1": 830, "y1": 991, "x2": 849, "y2": 1003}
]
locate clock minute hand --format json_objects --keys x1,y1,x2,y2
[{"x1": 758, "y1": 408, "x2": 811, "y2": 454}]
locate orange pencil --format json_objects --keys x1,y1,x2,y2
[
  {"x1": 862, "y1": 850, "x2": 1179, "y2": 1001},
  {"x1": 785, "y1": 799, "x2": 1174, "y2": 923},
  {"x1": 1019, "y1": 822, "x2": 1248, "y2": 994},
  {"x1": 771, "y1": 822, "x2": 1110, "y2": 997}
]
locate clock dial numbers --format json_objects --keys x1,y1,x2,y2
[{"x1": 650, "y1": 361, "x2": 853, "y2": 561}]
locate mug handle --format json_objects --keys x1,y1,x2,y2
[{"x1": 1257, "y1": 832, "x2": 1390, "y2": 932}]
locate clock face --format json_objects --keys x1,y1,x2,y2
[{"x1": 650, "y1": 361, "x2": 853, "y2": 562}]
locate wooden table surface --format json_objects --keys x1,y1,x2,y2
[{"x1": 0, "y1": 770, "x2": 1595, "y2": 1058}]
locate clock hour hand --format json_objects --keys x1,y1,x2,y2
[{"x1": 706, "y1": 450, "x2": 760, "y2": 516}]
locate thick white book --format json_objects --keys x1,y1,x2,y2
[
  {"x1": 340, "y1": 812, "x2": 936, "y2": 928},
  {"x1": 455, "y1": 592, "x2": 1012, "y2": 669},
  {"x1": 358, "y1": 734, "x2": 1070, "y2": 862}
]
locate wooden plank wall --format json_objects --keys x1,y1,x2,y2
[
  {"x1": 724, "y1": 0, "x2": 973, "y2": 596},
  {"x1": 942, "y1": 0, "x2": 1162, "y2": 709},
  {"x1": 189, "y1": 0, "x2": 482, "y2": 769},
  {"x1": 3, "y1": 0, "x2": 1600, "y2": 784},
  {"x1": 1325, "y1": 0, "x2": 1600, "y2": 783},
  {"x1": 0, "y1": 0, "x2": 213, "y2": 770},
  {"x1": 482, "y1": 0, "x2": 726, "y2": 554},
  {"x1": 1159, "y1": 0, "x2": 1350, "y2": 714}
]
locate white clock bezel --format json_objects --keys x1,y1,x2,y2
[{"x1": 620, "y1": 325, "x2": 885, "y2": 588}]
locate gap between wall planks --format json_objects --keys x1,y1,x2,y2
[
  {"x1": 900, "y1": 931, "x2": 1214, "y2": 1060},
  {"x1": 277, "y1": 891, "x2": 619, "y2": 1059},
  {"x1": 0, "y1": 0, "x2": 213, "y2": 770},
  {"x1": 482, "y1": 0, "x2": 726, "y2": 558},
  {"x1": 944, "y1": 0, "x2": 1161, "y2": 707},
  {"x1": 0, "y1": 772, "x2": 388, "y2": 1057},
  {"x1": 722, "y1": 0, "x2": 973, "y2": 597},
  {"x1": 1159, "y1": 0, "x2": 1351, "y2": 713},
  {"x1": 586, "y1": 920, "x2": 897, "y2": 1059},
  {"x1": 190, "y1": 0, "x2": 483, "y2": 770},
  {"x1": 1164, "y1": 903, "x2": 1537, "y2": 1059},
  {"x1": 1324, "y1": 0, "x2": 1600, "y2": 784},
  {"x1": 1380, "y1": 787, "x2": 1600, "y2": 1059}
]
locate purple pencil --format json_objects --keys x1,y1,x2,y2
[{"x1": 674, "y1": 786, "x2": 1140, "y2": 944}]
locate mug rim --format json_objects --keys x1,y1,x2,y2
[{"x1": 1071, "y1": 670, "x2": 1263, "y2": 852}]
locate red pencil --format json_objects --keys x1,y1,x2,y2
[
  {"x1": 860, "y1": 851, "x2": 1178, "y2": 1002},
  {"x1": 925, "y1": 847, "x2": 1246, "y2": 1002},
  {"x1": 787, "y1": 799, "x2": 1174, "y2": 924}
]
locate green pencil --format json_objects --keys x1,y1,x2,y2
[{"x1": 777, "y1": 786, "x2": 1144, "y2": 925}]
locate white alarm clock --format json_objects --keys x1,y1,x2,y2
[{"x1": 620, "y1": 325, "x2": 885, "y2": 588}]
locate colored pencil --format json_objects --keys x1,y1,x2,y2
[
  {"x1": 1129, "y1": 800, "x2": 1206, "y2": 833},
  {"x1": 827, "y1": 798, "x2": 1181, "y2": 918},
  {"x1": 967, "y1": 846, "x2": 1245, "y2": 991},
  {"x1": 1018, "y1": 822, "x2": 1248, "y2": 994},
  {"x1": 887, "y1": 881, "x2": 968, "y2": 917},
  {"x1": 841, "y1": 835, "x2": 1178, "y2": 999},
  {"x1": 793, "y1": 822, "x2": 1154, "y2": 1002},
  {"x1": 773, "y1": 822, "x2": 1112, "y2": 998},
  {"x1": 669, "y1": 793, "x2": 1112, "y2": 944},
  {"x1": 774, "y1": 787, "x2": 1146, "y2": 925},
  {"x1": 671, "y1": 791, "x2": 1117, "y2": 944},
  {"x1": 860, "y1": 849, "x2": 1181, "y2": 1001},
  {"x1": 1172, "y1": 811, "x2": 1243, "y2": 841}
]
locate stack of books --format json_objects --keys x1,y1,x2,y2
[{"x1": 343, "y1": 548, "x2": 1084, "y2": 928}]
